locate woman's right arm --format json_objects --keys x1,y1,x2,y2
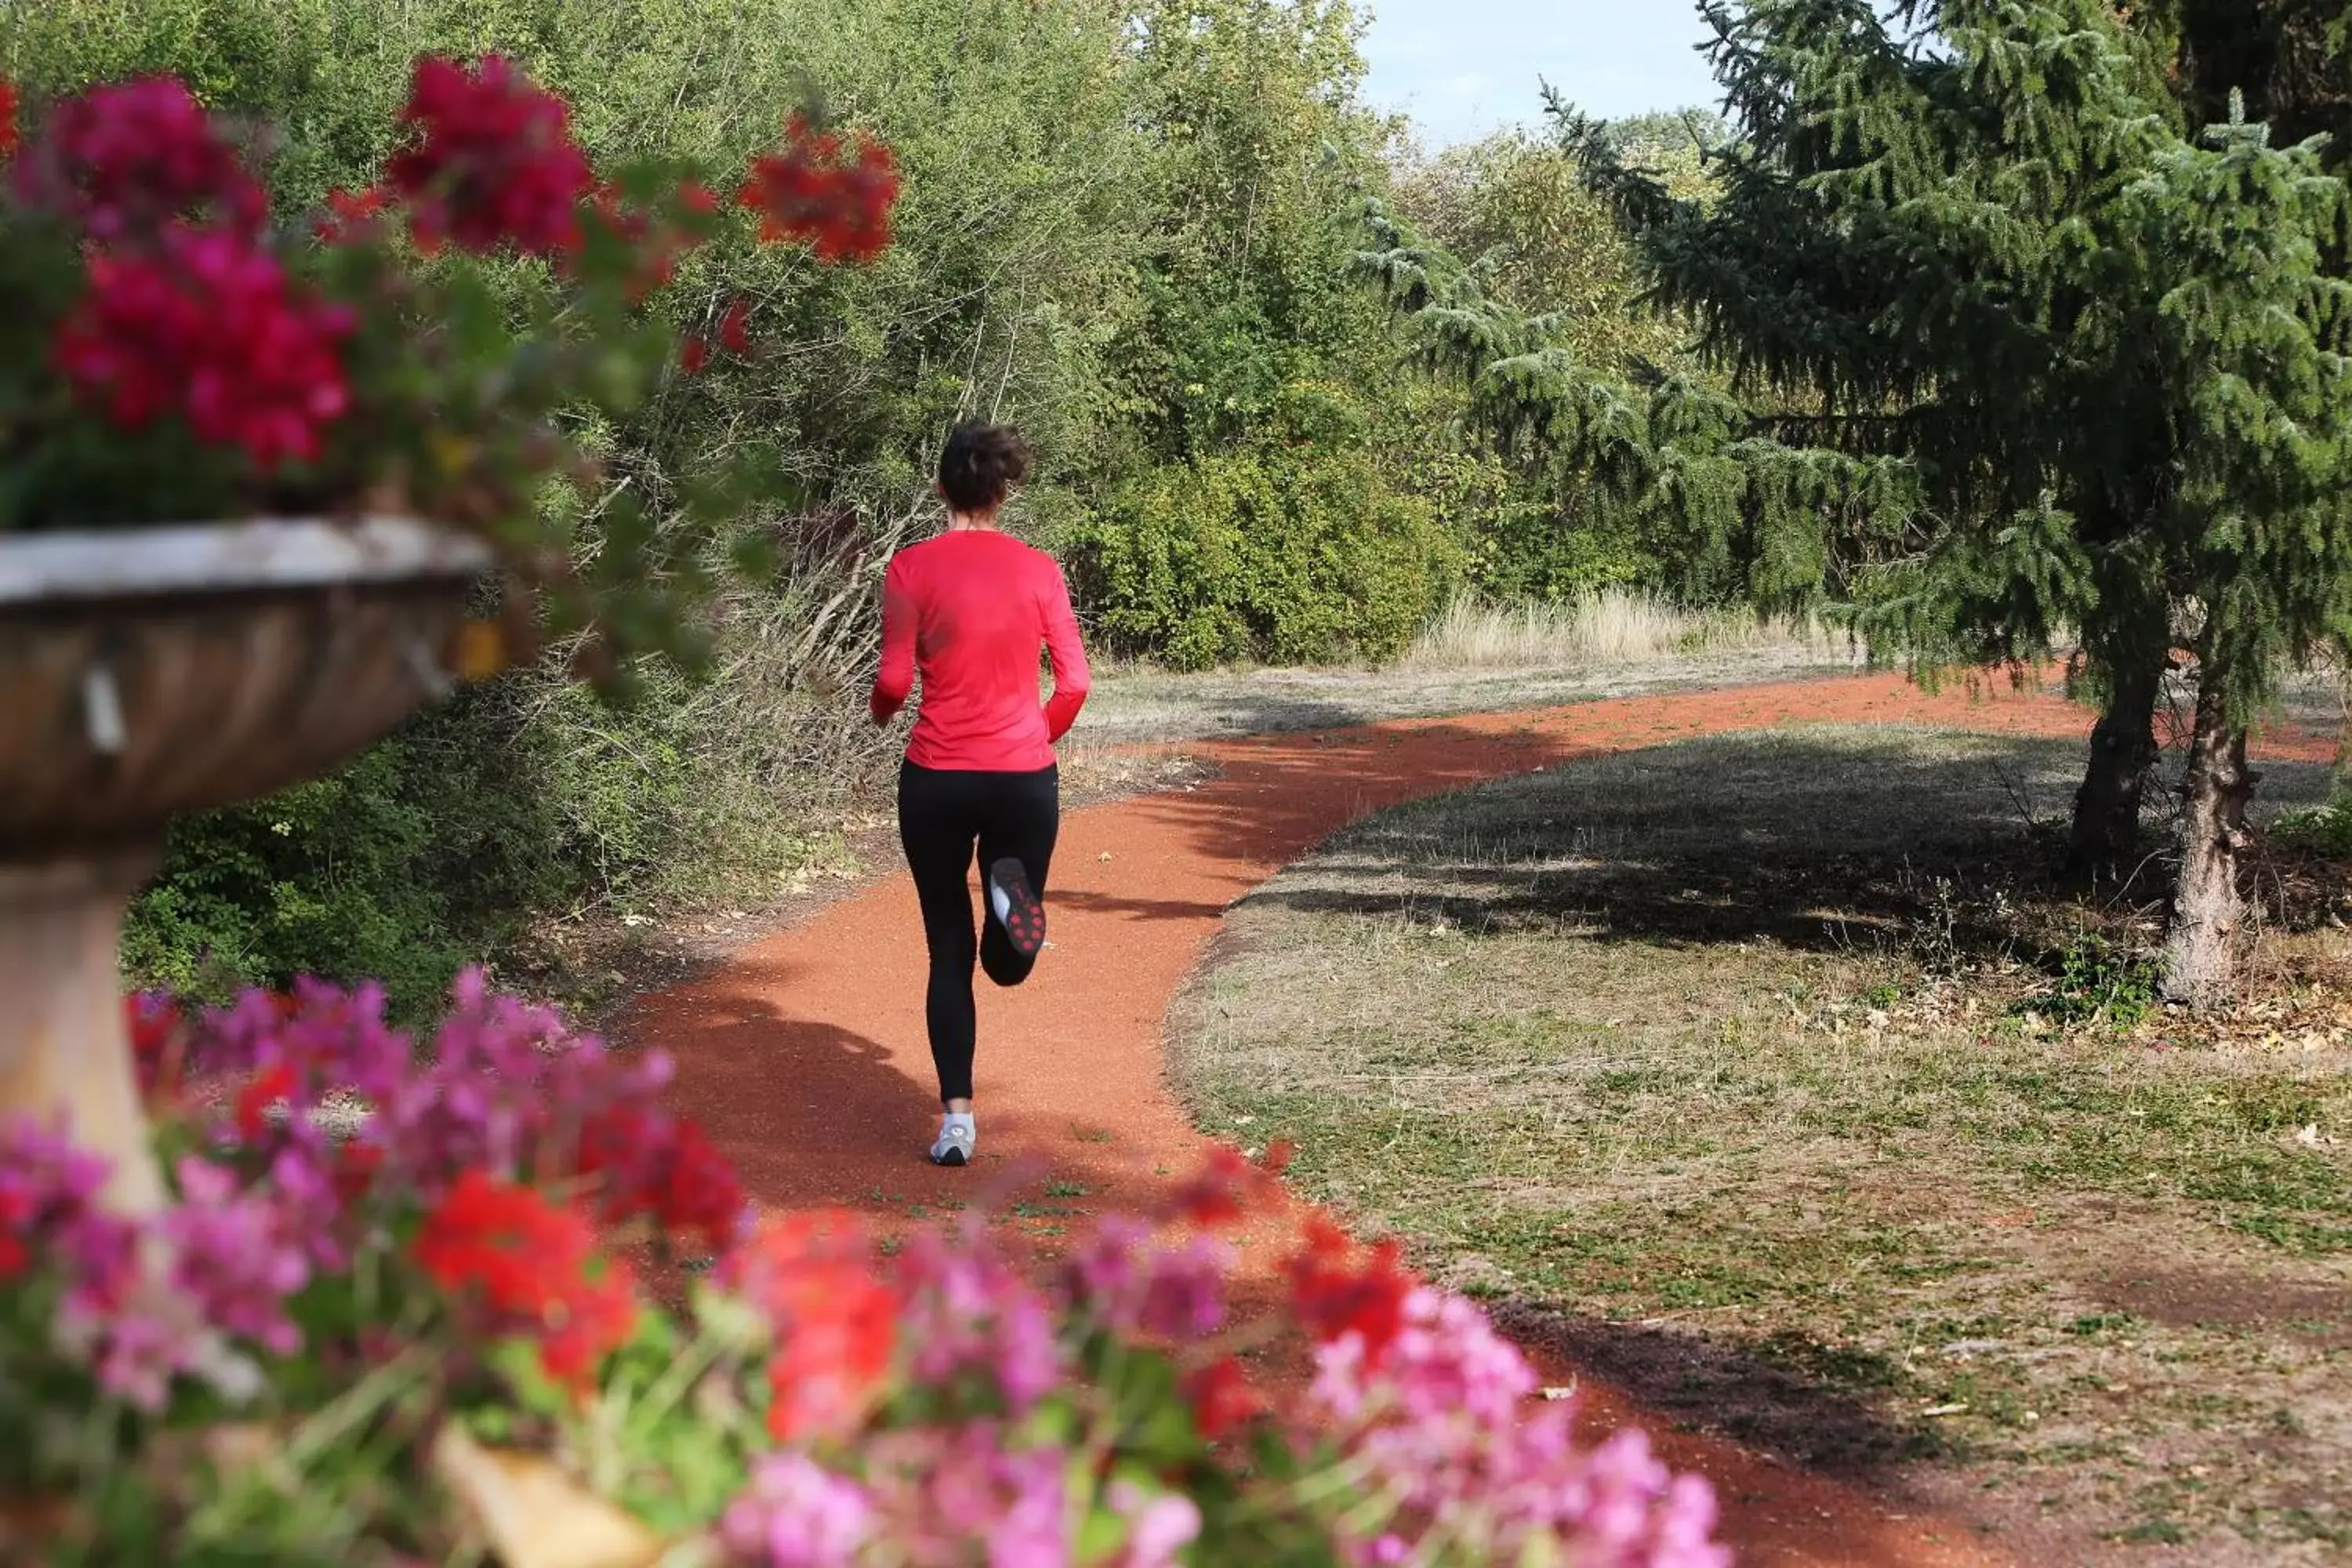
[{"x1": 870, "y1": 557, "x2": 915, "y2": 726}]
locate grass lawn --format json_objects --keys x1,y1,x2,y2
[{"x1": 1171, "y1": 726, "x2": 2352, "y2": 1564}]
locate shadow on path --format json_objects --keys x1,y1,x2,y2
[{"x1": 628, "y1": 671, "x2": 2339, "y2": 1568}]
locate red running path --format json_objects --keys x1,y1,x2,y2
[{"x1": 625, "y1": 671, "x2": 2333, "y2": 1566}]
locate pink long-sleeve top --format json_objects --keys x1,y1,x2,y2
[{"x1": 868, "y1": 529, "x2": 1091, "y2": 772}]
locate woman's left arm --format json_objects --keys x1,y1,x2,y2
[{"x1": 1040, "y1": 561, "x2": 1091, "y2": 742}]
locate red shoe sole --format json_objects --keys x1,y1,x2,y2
[{"x1": 987, "y1": 858, "x2": 1046, "y2": 957}]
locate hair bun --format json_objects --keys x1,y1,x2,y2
[{"x1": 938, "y1": 421, "x2": 1031, "y2": 514}]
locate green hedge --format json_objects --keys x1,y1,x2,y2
[{"x1": 1065, "y1": 439, "x2": 1463, "y2": 669}]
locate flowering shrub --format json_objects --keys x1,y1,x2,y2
[
  {"x1": 0, "y1": 63, "x2": 899, "y2": 679},
  {"x1": 0, "y1": 978, "x2": 1729, "y2": 1567}
]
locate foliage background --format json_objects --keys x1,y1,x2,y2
[{"x1": 1, "y1": 0, "x2": 1716, "y2": 1014}]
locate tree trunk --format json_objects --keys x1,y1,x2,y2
[
  {"x1": 2159, "y1": 680, "x2": 2254, "y2": 1007},
  {"x1": 2067, "y1": 648, "x2": 2165, "y2": 877}
]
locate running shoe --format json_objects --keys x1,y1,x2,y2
[
  {"x1": 931, "y1": 1116, "x2": 975, "y2": 1168},
  {"x1": 985, "y1": 857, "x2": 1047, "y2": 958}
]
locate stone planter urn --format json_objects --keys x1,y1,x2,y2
[{"x1": 0, "y1": 517, "x2": 493, "y2": 1210}]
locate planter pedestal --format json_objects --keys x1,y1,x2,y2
[
  {"x1": 0, "y1": 851, "x2": 165, "y2": 1211},
  {"x1": 0, "y1": 517, "x2": 493, "y2": 1209}
]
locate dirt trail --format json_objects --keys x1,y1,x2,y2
[{"x1": 628, "y1": 672, "x2": 2334, "y2": 1567}]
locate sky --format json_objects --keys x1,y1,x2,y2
[{"x1": 1359, "y1": 0, "x2": 1721, "y2": 149}]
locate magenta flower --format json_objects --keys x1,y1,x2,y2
[
  {"x1": 1105, "y1": 1482, "x2": 1200, "y2": 1568},
  {"x1": 1062, "y1": 1217, "x2": 1231, "y2": 1341},
  {"x1": 162, "y1": 1156, "x2": 309, "y2": 1356},
  {"x1": 892, "y1": 1222, "x2": 1062, "y2": 1412},
  {"x1": 720, "y1": 1453, "x2": 873, "y2": 1568},
  {"x1": 865, "y1": 1425, "x2": 1072, "y2": 1568}
]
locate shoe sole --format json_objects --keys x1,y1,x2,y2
[
  {"x1": 986, "y1": 857, "x2": 1046, "y2": 958},
  {"x1": 931, "y1": 1144, "x2": 970, "y2": 1168}
]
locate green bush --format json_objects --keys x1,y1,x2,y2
[
  {"x1": 122, "y1": 650, "x2": 875, "y2": 1022},
  {"x1": 2274, "y1": 799, "x2": 2352, "y2": 857},
  {"x1": 123, "y1": 727, "x2": 500, "y2": 1022},
  {"x1": 2009, "y1": 931, "x2": 2161, "y2": 1033},
  {"x1": 17, "y1": 0, "x2": 1518, "y2": 1005},
  {"x1": 1065, "y1": 434, "x2": 1463, "y2": 670},
  {"x1": 1412, "y1": 447, "x2": 1651, "y2": 603}
]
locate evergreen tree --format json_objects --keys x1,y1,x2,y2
[
  {"x1": 1362, "y1": 0, "x2": 2352, "y2": 1001},
  {"x1": 1553, "y1": 0, "x2": 2352, "y2": 1001},
  {"x1": 2112, "y1": 0, "x2": 2352, "y2": 158},
  {"x1": 1559, "y1": 0, "x2": 2190, "y2": 876},
  {"x1": 2123, "y1": 99, "x2": 2352, "y2": 998}
]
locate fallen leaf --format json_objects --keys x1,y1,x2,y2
[
  {"x1": 432, "y1": 1427, "x2": 664, "y2": 1568},
  {"x1": 202, "y1": 1423, "x2": 279, "y2": 1472},
  {"x1": 455, "y1": 619, "x2": 507, "y2": 681}
]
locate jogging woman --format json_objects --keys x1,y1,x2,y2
[{"x1": 869, "y1": 422, "x2": 1091, "y2": 1167}]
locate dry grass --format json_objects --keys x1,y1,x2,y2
[
  {"x1": 1171, "y1": 728, "x2": 2352, "y2": 1564},
  {"x1": 1401, "y1": 590, "x2": 1850, "y2": 672},
  {"x1": 1080, "y1": 610, "x2": 1865, "y2": 748}
]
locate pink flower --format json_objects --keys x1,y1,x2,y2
[
  {"x1": 54, "y1": 223, "x2": 354, "y2": 471},
  {"x1": 1063, "y1": 1217, "x2": 1231, "y2": 1341},
  {"x1": 890, "y1": 1221, "x2": 1061, "y2": 1412},
  {"x1": 1105, "y1": 1482, "x2": 1200, "y2": 1568},
  {"x1": 720, "y1": 1454, "x2": 873, "y2": 1568},
  {"x1": 15, "y1": 77, "x2": 267, "y2": 241},
  {"x1": 0, "y1": 1120, "x2": 233, "y2": 1412},
  {"x1": 1304, "y1": 1283, "x2": 1730, "y2": 1567},
  {"x1": 162, "y1": 1156, "x2": 309, "y2": 1357},
  {"x1": 863, "y1": 1425, "x2": 1070, "y2": 1568},
  {"x1": 387, "y1": 55, "x2": 593, "y2": 257}
]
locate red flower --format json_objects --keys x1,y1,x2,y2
[
  {"x1": 386, "y1": 55, "x2": 593, "y2": 258},
  {"x1": 16, "y1": 77, "x2": 267, "y2": 241},
  {"x1": 1183, "y1": 1356, "x2": 1263, "y2": 1441},
  {"x1": 54, "y1": 223, "x2": 355, "y2": 471},
  {"x1": 1286, "y1": 1214, "x2": 1414, "y2": 1366},
  {"x1": 331, "y1": 1142, "x2": 384, "y2": 1207},
  {"x1": 679, "y1": 336, "x2": 712, "y2": 376},
  {"x1": 1166, "y1": 1143, "x2": 1283, "y2": 1230},
  {"x1": 0, "y1": 1232, "x2": 26, "y2": 1283},
  {"x1": 573, "y1": 180, "x2": 715, "y2": 302},
  {"x1": 677, "y1": 178, "x2": 718, "y2": 216},
  {"x1": 727, "y1": 1210, "x2": 898, "y2": 1442},
  {"x1": 0, "y1": 81, "x2": 17, "y2": 162},
  {"x1": 125, "y1": 993, "x2": 184, "y2": 1101},
  {"x1": 413, "y1": 1170, "x2": 637, "y2": 1385},
  {"x1": 738, "y1": 115, "x2": 899, "y2": 263},
  {"x1": 314, "y1": 184, "x2": 389, "y2": 244},
  {"x1": 717, "y1": 295, "x2": 754, "y2": 357},
  {"x1": 575, "y1": 1106, "x2": 746, "y2": 1254},
  {"x1": 652, "y1": 1117, "x2": 746, "y2": 1250},
  {"x1": 234, "y1": 1063, "x2": 296, "y2": 1142}
]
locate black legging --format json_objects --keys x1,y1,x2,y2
[{"x1": 897, "y1": 760, "x2": 1060, "y2": 1105}]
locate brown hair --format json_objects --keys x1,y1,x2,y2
[{"x1": 937, "y1": 421, "x2": 1031, "y2": 514}]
